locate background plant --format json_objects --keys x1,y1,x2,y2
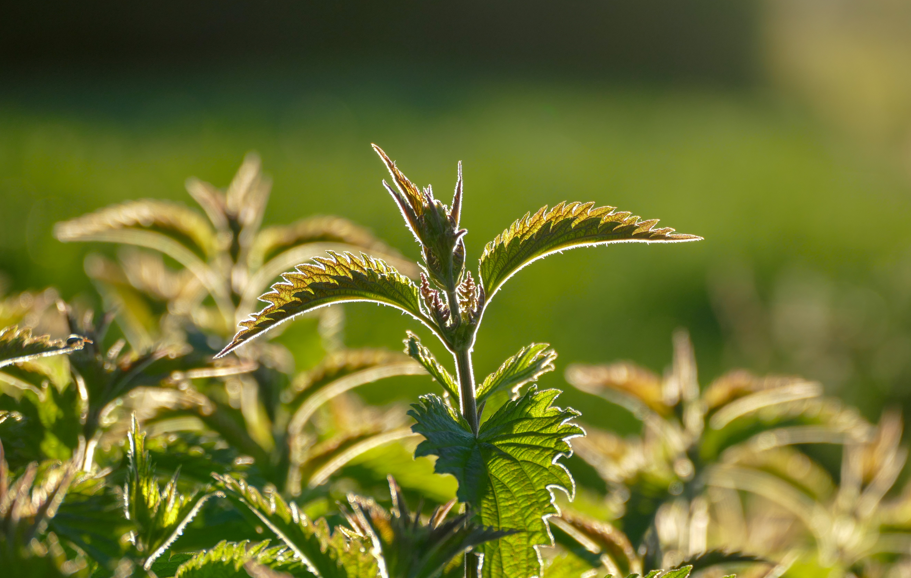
[
  {"x1": 216, "y1": 145, "x2": 701, "y2": 577},
  {"x1": 2, "y1": 146, "x2": 908, "y2": 578}
]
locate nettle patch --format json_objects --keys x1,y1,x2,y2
[{"x1": 10, "y1": 145, "x2": 899, "y2": 577}]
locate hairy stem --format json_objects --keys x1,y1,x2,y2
[{"x1": 454, "y1": 347, "x2": 479, "y2": 436}]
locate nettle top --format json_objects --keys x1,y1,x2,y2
[
  {"x1": 214, "y1": 145, "x2": 700, "y2": 578},
  {"x1": 217, "y1": 145, "x2": 700, "y2": 359}
]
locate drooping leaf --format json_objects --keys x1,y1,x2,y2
[
  {"x1": 249, "y1": 216, "x2": 404, "y2": 272},
  {"x1": 564, "y1": 361, "x2": 667, "y2": 418},
  {"x1": 479, "y1": 202, "x2": 701, "y2": 301},
  {"x1": 215, "y1": 475, "x2": 380, "y2": 578},
  {"x1": 0, "y1": 326, "x2": 87, "y2": 369},
  {"x1": 298, "y1": 427, "x2": 419, "y2": 489},
  {"x1": 550, "y1": 512, "x2": 640, "y2": 576},
  {"x1": 476, "y1": 343, "x2": 557, "y2": 405},
  {"x1": 287, "y1": 348, "x2": 425, "y2": 432},
  {"x1": 403, "y1": 332, "x2": 459, "y2": 400},
  {"x1": 218, "y1": 252, "x2": 435, "y2": 358},
  {"x1": 677, "y1": 550, "x2": 764, "y2": 573},
  {"x1": 54, "y1": 199, "x2": 218, "y2": 261},
  {"x1": 409, "y1": 387, "x2": 584, "y2": 578}
]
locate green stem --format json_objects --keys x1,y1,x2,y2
[
  {"x1": 454, "y1": 347, "x2": 479, "y2": 436},
  {"x1": 464, "y1": 551, "x2": 481, "y2": 578}
]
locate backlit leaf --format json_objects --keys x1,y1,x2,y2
[
  {"x1": 250, "y1": 216, "x2": 403, "y2": 272},
  {"x1": 476, "y1": 343, "x2": 557, "y2": 405},
  {"x1": 218, "y1": 252, "x2": 435, "y2": 358},
  {"x1": 409, "y1": 387, "x2": 583, "y2": 578},
  {"x1": 126, "y1": 420, "x2": 218, "y2": 569},
  {"x1": 215, "y1": 475, "x2": 380, "y2": 578},
  {"x1": 173, "y1": 540, "x2": 313, "y2": 578},
  {"x1": 54, "y1": 199, "x2": 217, "y2": 260},
  {"x1": 0, "y1": 326, "x2": 87, "y2": 369},
  {"x1": 479, "y1": 202, "x2": 701, "y2": 301},
  {"x1": 403, "y1": 331, "x2": 459, "y2": 400},
  {"x1": 346, "y1": 477, "x2": 509, "y2": 578}
]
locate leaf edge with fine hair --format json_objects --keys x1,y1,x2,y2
[
  {"x1": 217, "y1": 251, "x2": 438, "y2": 358},
  {"x1": 479, "y1": 201, "x2": 702, "y2": 305}
]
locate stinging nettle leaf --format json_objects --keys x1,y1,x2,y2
[
  {"x1": 346, "y1": 477, "x2": 510, "y2": 578},
  {"x1": 409, "y1": 387, "x2": 584, "y2": 578},
  {"x1": 0, "y1": 326, "x2": 88, "y2": 369},
  {"x1": 54, "y1": 199, "x2": 217, "y2": 260},
  {"x1": 218, "y1": 251, "x2": 435, "y2": 358},
  {"x1": 126, "y1": 419, "x2": 218, "y2": 570},
  {"x1": 476, "y1": 343, "x2": 557, "y2": 405},
  {"x1": 404, "y1": 331, "x2": 459, "y2": 400},
  {"x1": 215, "y1": 475, "x2": 379, "y2": 578},
  {"x1": 479, "y1": 202, "x2": 701, "y2": 302},
  {"x1": 173, "y1": 540, "x2": 311, "y2": 578}
]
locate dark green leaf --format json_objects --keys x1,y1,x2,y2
[{"x1": 410, "y1": 387, "x2": 583, "y2": 578}]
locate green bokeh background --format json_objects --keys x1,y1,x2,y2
[{"x1": 2, "y1": 1, "x2": 911, "y2": 433}]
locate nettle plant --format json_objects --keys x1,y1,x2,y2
[{"x1": 217, "y1": 145, "x2": 702, "y2": 577}]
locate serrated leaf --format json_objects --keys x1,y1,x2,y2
[
  {"x1": 403, "y1": 332, "x2": 458, "y2": 400},
  {"x1": 409, "y1": 387, "x2": 584, "y2": 578},
  {"x1": 54, "y1": 199, "x2": 217, "y2": 260},
  {"x1": 218, "y1": 252, "x2": 435, "y2": 358},
  {"x1": 550, "y1": 512, "x2": 640, "y2": 576},
  {"x1": 250, "y1": 217, "x2": 404, "y2": 272},
  {"x1": 541, "y1": 553, "x2": 597, "y2": 578},
  {"x1": 476, "y1": 344, "x2": 557, "y2": 405},
  {"x1": 0, "y1": 383, "x2": 82, "y2": 469},
  {"x1": 659, "y1": 566, "x2": 693, "y2": 578},
  {"x1": 215, "y1": 475, "x2": 380, "y2": 578},
  {"x1": 174, "y1": 540, "x2": 314, "y2": 578},
  {"x1": 50, "y1": 472, "x2": 129, "y2": 569},
  {"x1": 126, "y1": 420, "x2": 218, "y2": 569},
  {"x1": 0, "y1": 326, "x2": 87, "y2": 369},
  {"x1": 479, "y1": 202, "x2": 701, "y2": 301},
  {"x1": 348, "y1": 478, "x2": 509, "y2": 578}
]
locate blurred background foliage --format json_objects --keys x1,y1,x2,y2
[{"x1": 1, "y1": 0, "x2": 911, "y2": 434}]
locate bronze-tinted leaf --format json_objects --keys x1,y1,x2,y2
[
  {"x1": 218, "y1": 252, "x2": 435, "y2": 357},
  {"x1": 480, "y1": 202, "x2": 701, "y2": 301}
]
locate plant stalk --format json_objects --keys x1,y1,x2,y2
[{"x1": 454, "y1": 347, "x2": 479, "y2": 436}]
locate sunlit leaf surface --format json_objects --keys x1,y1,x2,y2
[
  {"x1": 479, "y1": 202, "x2": 700, "y2": 301},
  {"x1": 410, "y1": 387, "x2": 583, "y2": 578},
  {"x1": 219, "y1": 252, "x2": 431, "y2": 357}
]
